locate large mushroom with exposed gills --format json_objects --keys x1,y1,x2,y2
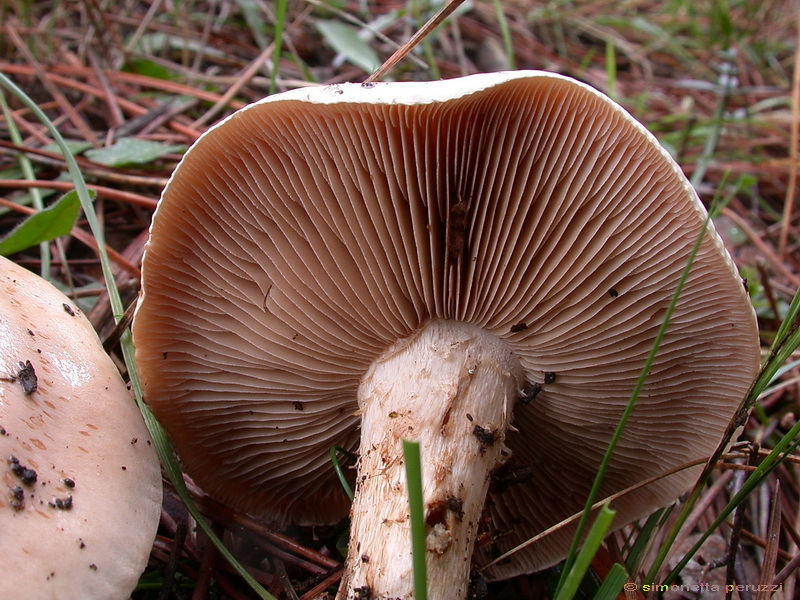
[{"x1": 132, "y1": 71, "x2": 760, "y2": 599}]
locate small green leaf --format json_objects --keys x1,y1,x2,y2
[
  {"x1": 41, "y1": 139, "x2": 93, "y2": 156},
  {"x1": 85, "y1": 137, "x2": 185, "y2": 167},
  {"x1": 122, "y1": 58, "x2": 174, "y2": 81},
  {"x1": 0, "y1": 190, "x2": 85, "y2": 256},
  {"x1": 315, "y1": 20, "x2": 381, "y2": 74}
]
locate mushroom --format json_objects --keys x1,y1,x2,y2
[
  {"x1": 132, "y1": 71, "x2": 760, "y2": 599},
  {"x1": 0, "y1": 256, "x2": 162, "y2": 600}
]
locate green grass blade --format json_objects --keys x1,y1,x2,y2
[
  {"x1": 646, "y1": 281, "x2": 799, "y2": 584},
  {"x1": 755, "y1": 285, "x2": 800, "y2": 393},
  {"x1": 0, "y1": 89, "x2": 50, "y2": 277},
  {"x1": 556, "y1": 202, "x2": 715, "y2": 594},
  {"x1": 403, "y1": 439, "x2": 428, "y2": 600},
  {"x1": 270, "y1": 0, "x2": 289, "y2": 94},
  {"x1": 130, "y1": 387, "x2": 277, "y2": 600},
  {"x1": 772, "y1": 284, "x2": 800, "y2": 344},
  {"x1": 330, "y1": 445, "x2": 355, "y2": 501},
  {"x1": 657, "y1": 282, "x2": 800, "y2": 585},
  {"x1": 553, "y1": 503, "x2": 617, "y2": 600},
  {"x1": 605, "y1": 40, "x2": 617, "y2": 101},
  {"x1": 492, "y1": 0, "x2": 516, "y2": 70},
  {"x1": 689, "y1": 50, "x2": 735, "y2": 188},
  {"x1": 624, "y1": 508, "x2": 668, "y2": 575},
  {"x1": 594, "y1": 562, "x2": 629, "y2": 600}
]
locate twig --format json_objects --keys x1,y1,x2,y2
[
  {"x1": 364, "y1": 0, "x2": 467, "y2": 83},
  {"x1": 5, "y1": 23, "x2": 99, "y2": 146},
  {"x1": 722, "y1": 207, "x2": 800, "y2": 288},
  {"x1": 191, "y1": 528, "x2": 221, "y2": 600},
  {"x1": 0, "y1": 179, "x2": 157, "y2": 208},
  {"x1": 158, "y1": 521, "x2": 188, "y2": 600},
  {"x1": 778, "y1": 13, "x2": 800, "y2": 259},
  {"x1": 299, "y1": 568, "x2": 343, "y2": 600}
]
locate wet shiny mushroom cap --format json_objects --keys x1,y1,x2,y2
[
  {"x1": 0, "y1": 256, "x2": 162, "y2": 599},
  {"x1": 133, "y1": 71, "x2": 759, "y2": 577}
]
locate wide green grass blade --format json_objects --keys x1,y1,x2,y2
[
  {"x1": 553, "y1": 503, "x2": 616, "y2": 600},
  {"x1": 594, "y1": 562, "x2": 629, "y2": 600},
  {"x1": 403, "y1": 439, "x2": 428, "y2": 600}
]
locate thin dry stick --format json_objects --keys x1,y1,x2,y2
[
  {"x1": 0, "y1": 179, "x2": 157, "y2": 208},
  {"x1": 757, "y1": 481, "x2": 781, "y2": 600},
  {"x1": 668, "y1": 470, "x2": 735, "y2": 564},
  {"x1": 6, "y1": 101, "x2": 56, "y2": 145},
  {"x1": 190, "y1": 530, "x2": 219, "y2": 600},
  {"x1": 5, "y1": 24, "x2": 100, "y2": 146},
  {"x1": 303, "y1": 0, "x2": 429, "y2": 70},
  {"x1": 483, "y1": 457, "x2": 732, "y2": 571},
  {"x1": 299, "y1": 568, "x2": 343, "y2": 600},
  {"x1": 157, "y1": 522, "x2": 188, "y2": 600},
  {"x1": 0, "y1": 142, "x2": 170, "y2": 188},
  {"x1": 0, "y1": 63, "x2": 248, "y2": 112},
  {"x1": 190, "y1": 42, "x2": 275, "y2": 129},
  {"x1": 0, "y1": 64, "x2": 205, "y2": 139},
  {"x1": 726, "y1": 445, "x2": 758, "y2": 600},
  {"x1": 774, "y1": 550, "x2": 800, "y2": 589},
  {"x1": 179, "y1": 479, "x2": 340, "y2": 571},
  {"x1": 191, "y1": 5, "x2": 319, "y2": 129},
  {"x1": 775, "y1": 494, "x2": 800, "y2": 596},
  {"x1": 124, "y1": 0, "x2": 165, "y2": 53},
  {"x1": 778, "y1": 13, "x2": 800, "y2": 259},
  {"x1": 722, "y1": 207, "x2": 800, "y2": 288},
  {"x1": 737, "y1": 526, "x2": 794, "y2": 562},
  {"x1": 364, "y1": 0, "x2": 467, "y2": 83},
  {"x1": 88, "y1": 49, "x2": 125, "y2": 131}
]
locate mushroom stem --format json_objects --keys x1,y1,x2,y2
[{"x1": 338, "y1": 319, "x2": 524, "y2": 600}]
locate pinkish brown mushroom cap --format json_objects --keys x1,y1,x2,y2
[
  {"x1": 133, "y1": 71, "x2": 759, "y2": 582},
  {"x1": 0, "y1": 256, "x2": 162, "y2": 600}
]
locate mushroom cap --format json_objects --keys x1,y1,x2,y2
[
  {"x1": 0, "y1": 256, "x2": 162, "y2": 599},
  {"x1": 133, "y1": 71, "x2": 759, "y2": 576}
]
